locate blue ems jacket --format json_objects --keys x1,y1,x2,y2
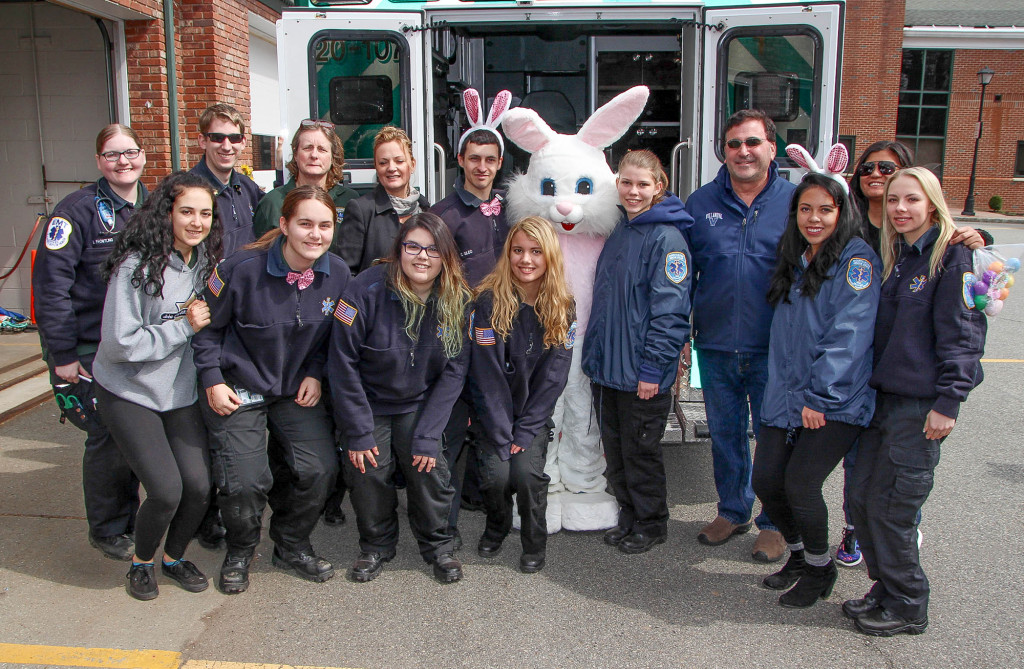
[
  {"x1": 32, "y1": 178, "x2": 147, "y2": 366},
  {"x1": 327, "y1": 263, "x2": 470, "y2": 458},
  {"x1": 761, "y1": 238, "x2": 880, "y2": 429},
  {"x1": 429, "y1": 179, "x2": 509, "y2": 288},
  {"x1": 682, "y1": 163, "x2": 796, "y2": 353},
  {"x1": 582, "y1": 194, "x2": 693, "y2": 394},
  {"x1": 870, "y1": 226, "x2": 987, "y2": 419},
  {"x1": 191, "y1": 237, "x2": 349, "y2": 397},
  {"x1": 190, "y1": 158, "x2": 263, "y2": 257},
  {"x1": 467, "y1": 291, "x2": 574, "y2": 461}
]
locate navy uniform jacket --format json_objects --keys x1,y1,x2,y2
[
  {"x1": 191, "y1": 238, "x2": 350, "y2": 397},
  {"x1": 429, "y1": 178, "x2": 508, "y2": 287},
  {"x1": 338, "y1": 185, "x2": 430, "y2": 275},
  {"x1": 682, "y1": 163, "x2": 796, "y2": 353},
  {"x1": 468, "y1": 291, "x2": 574, "y2": 460},
  {"x1": 583, "y1": 194, "x2": 693, "y2": 394},
  {"x1": 32, "y1": 178, "x2": 147, "y2": 366},
  {"x1": 190, "y1": 158, "x2": 263, "y2": 257},
  {"x1": 870, "y1": 226, "x2": 987, "y2": 419},
  {"x1": 761, "y1": 238, "x2": 880, "y2": 429},
  {"x1": 328, "y1": 263, "x2": 469, "y2": 458}
]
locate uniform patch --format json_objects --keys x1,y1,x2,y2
[
  {"x1": 963, "y1": 272, "x2": 976, "y2": 309},
  {"x1": 322, "y1": 297, "x2": 336, "y2": 316},
  {"x1": 468, "y1": 311, "x2": 475, "y2": 338},
  {"x1": 846, "y1": 257, "x2": 873, "y2": 291},
  {"x1": 909, "y1": 275, "x2": 927, "y2": 293},
  {"x1": 334, "y1": 299, "x2": 358, "y2": 326},
  {"x1": 665, "y1": 252, "x2": 688, "y2": 284},
  {"x1": 336, "y1": 208, "x2": 344, "y2": 225},
  {"x1": 475, "y1": 326, "x2": 496, "y2": 346},
  {"x1": 564, "y1": 321, "x2": 577, "y2": 350},
  {"x1": 207, "y1": 267, "x2": 225, "y2": 297},
  {"x1": 45, "y1": 217, "x2": 73, "y2": 250},
  {"x1": 437, "y1": 324, "x2": 450, "y2": 340}
]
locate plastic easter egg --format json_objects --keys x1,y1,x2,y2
[
  {"x1": 1007, "y1": 275, "x2": 1016, "y2": 288},
  {"x1": 973, "y1": 280, "x2": 989, "y2": 295},
  {"x1": 1000, "y1": 288, "x2": 1010, "y2": 300},
  {"x1": 988, "y1": 261, "x2": 1004, "y2": 273},
  {"x1": 983, "y1": 270, "x2": 998, "y2": 284},
  {"x1": 974, "y1": 294, "x2": 989, "y2": 310},
  {"x1": 984, "y1": 299, "x2": 1003, "y2": 316},
  {"x1": 1006, "y1": 258, "x2": 1021, "y2": 273}
]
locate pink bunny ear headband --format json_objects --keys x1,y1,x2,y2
[
  {"x1": 458, "y1": 89, "x2": 512, "y2": 156},
  {"x1": 785, "y1": 143, "x2": 849, "y2": 193}
]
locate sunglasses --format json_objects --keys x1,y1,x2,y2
[
  {"x1": 856, "y1": 160, "x2": 899, "y2": 177},
  {"x1": 204, "y1": 132, "x2": 245, "y2": 144},
  {"x1": 402, "y1": 241, "x2": 441, "y2": 259},
  {"x1": 99, "y1": 148, "x2": 142, "y2": 162},
  {"x1": 725, "y1": 137, "x2": 767, "y2": 150},
  {"x1": 301, "y1": 119, "x2": 335, "y2": 131}
]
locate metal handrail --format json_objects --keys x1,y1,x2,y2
[
  {"x1": 432, "y1": 143, "x2": 447, "y2": 202},
  {"x1": 670, "y1": 138, "x2": 692, "y2": 195}
]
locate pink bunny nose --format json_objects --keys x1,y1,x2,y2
[{"x1": 555, "y1": 202, "x2": 574, "y2": 216}]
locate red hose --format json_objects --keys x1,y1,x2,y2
[{"x1": 0, "y1": 214, "x2": 44, "y2": 280}]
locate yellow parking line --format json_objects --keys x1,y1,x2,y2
[
  {"x1": 182, "y1": 663, "x2": 360, "y2": 669},
  {"x1": 0, "y1": 643, "x2": 180, "y2": 669},
  {"x1": 980, "y1": 358, "x2": 1024, "y2": 363}
]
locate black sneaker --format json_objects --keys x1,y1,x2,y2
[
  {"x1": 90, "y1": 532, "x2": 134, "y2": 561},
  {"x1": 161, "y1": 559, "x2": 209, "y2": 593},
  {"x1": 125, "y1": 563, "x2": 158, "y2": 601}
]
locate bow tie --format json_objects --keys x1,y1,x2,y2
[
  {"x1": 480, "y1": 197, "x2": 502, "y2": 217},
  {"x1": 286, "y1": 268, "x2": 315, "y2": 290}
]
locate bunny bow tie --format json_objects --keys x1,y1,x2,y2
[
  {"x1": 286, "y1": 268, "x2": 315, "y2": 290},
  {"x1": 480, "y1": 197, "x2": 502, "y2": 216}
]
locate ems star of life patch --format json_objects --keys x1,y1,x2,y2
[
  {"x1": 334, "y1": 299, "x2": 358, "y2": 326},
  {"x1": 322, "y1": 297, "x2": 336, "y2": 316},
  {"x1": 45, "y1": 217, "x2": 73, "y2": 250},
  {"x1": 963, "y1": 272, "x2": 976, "y2": 309},
  {"x1": 207, "y1": 267, "x2": 225, "y2": 297},
  {"x1": 846, "y1": 257, "x2": 872, "y2": 291},
  {"x1": 665, "y1": 251, "x2": 688, "y2": 284},
  {"x1": 475, "y1": 326, "x2": 496, "y2": 346},
  {"x1": 565, "y1": 321, "x2": 577, "y2": 349}
]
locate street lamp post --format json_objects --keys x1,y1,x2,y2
[{"x1": 962, "y1": 66, "x2": 995, "y2": 216}]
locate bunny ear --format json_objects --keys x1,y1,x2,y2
[
  {"x1": 825, "y1": 143, "x2": 849, "y2": 175},
  {"x1": 785, "y1": 145, "x2": 818, "y2": 171},
  {"x1": 463, "y1": 89, "x2": 483, "y2": 126},
  {"x1": 501, "y1": 108, "x2": 558, "y2": 154},
  {"x1": 577, "y1": 85, "x2": 650, "y2": 149},
  {"x1": 486, "y1": 90, "x2": 512, "y2": 127}
]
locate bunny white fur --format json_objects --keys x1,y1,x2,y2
[{"x1": 501, "y1": 86, "x2": 649, "y2": 532}]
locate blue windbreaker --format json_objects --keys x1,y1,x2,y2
[
  {"x1": 682, "y1": 163, "x2": 796, "y2": 353},
  {"x1": 760, "y1": 237, "x2": 880, "y2": 429},
  {"x1": 582, "y1": 194, "x2": 693, "y2": 394}
]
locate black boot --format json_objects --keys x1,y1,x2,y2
[
  {"x1": 779, "y1": 560, "x2": 838, "y2": 608},
  {"x1": 761, "y1": 549, "x2": 805, "y2": 590}
]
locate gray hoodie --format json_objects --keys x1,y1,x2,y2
[{"x1": 92, "y1": 250, "x2": 208, "y2": 412}]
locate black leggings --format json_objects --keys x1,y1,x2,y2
[
  {"x1": 96, "y1": 384, "x2": 211, "y2": 562},
  {"x1": 752, "y1": 421, "x2": 862, "y2": 555}
]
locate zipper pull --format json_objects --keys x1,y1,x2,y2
[{"x1": 409, "y1": 348, "x2": 415, "y2": 367}]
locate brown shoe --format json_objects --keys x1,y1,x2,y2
[
  {"x1": 751, "y1": 529, "x2": 786, "y2": 563},
  {"x1": 697, "y1": 516, "x2": 752, "y2": 546}
]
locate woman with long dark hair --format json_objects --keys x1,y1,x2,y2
[
  {"x1": 92, "y1": 171, "x2": 221, "y2": 600},
  {"x1": 329, "y1": 212, "x2": 471, "y2": 584}
]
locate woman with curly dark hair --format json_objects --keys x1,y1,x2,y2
[{"x1": 92, "y1": 171, "x2": 221, "y2": 601}]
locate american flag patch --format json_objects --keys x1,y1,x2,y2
[
  {"x1": 334, "y1": 299, "x2": 358, "y2": 326},
  {"x1": 207, "y1": 268, "x2": 225, "y2": 297},
  {"x1": 475, "y1": 326, "x2": 496, "y2": 346}
]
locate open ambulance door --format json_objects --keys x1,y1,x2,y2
[
  {"x1": 697, "y1": 3, "x2": 844, "y2": 186},
  {"x1": 277, "y1": 10, "x2": 429, "y2": 194}
]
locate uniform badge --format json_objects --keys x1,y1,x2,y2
[
  {"x1": 665, "y1": 252, "x2": 688, "y2": 284},
  {"x1": 475, "y1": 326, "x2": 496, "y2": 346},
  {"x1": 909, "y1": 275, "x2": 927, "y2": 293},
  {"x1": 846, "y1": 257, "x2": 872, "y2": 291},
  {"x1": 336, "y1": 208, "x2": 345, "y2": 225},
  {"x1": 565, "y1": 321, "x2": 577, "y2": 350},
  {"x1": 437, "y1": 324, "x2": 450, "y2": 339},
  {"x1": 334, "y1": 299, "x2": 358, "y2": 326},
  {"x1": 45, "y1": 217, "x2": 72, "y2": 250},
  {"x1": 207, "y1": 267, "x2": 225, "y2": 297},
  {"x1": 468, "y1": 311, "x2": 475, "y2": 338},
  {"x1": 322, "y1": 297, "x2": 336, "y2": 316},
  {"x1": 96, "y1": 197, "x2": 115, "y2": 231},
  {"x1": 963, "y1": 272, "x2": 976, "y2": 309}
]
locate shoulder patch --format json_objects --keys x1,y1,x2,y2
[
  {"x1": 963, "y1": 272, "x2": 976, "y2": 309},
  {"x1": 333, "y1": 298, "x2": 358, "y2": 326},
  {"x1": 846, "y1": 257, "x2": 872, "y2": 291},
  {"x1": 45, "y1": 217, "x2": 73, "y2": 250},
  {"x1": 207, "y1": 267, "x2": 225, "y2": 297},
  {"x1": 665, "y1": 252, "x2": 688, "y2": 284},
  {"x1": 475, "y1": 326, "x2": 496, "y2": 346},
  {"x1": 564, "y1": 321, "x2": 577, "y2": 350},
  {"x1": 336, "y1": 207, "x2": 345, "y2": 225}
]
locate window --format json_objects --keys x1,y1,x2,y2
[
  {"x1": 897, "y1": 49, "x2": 953, "y2": 176},
  {"x1": 717, "y1": 28, "x2": 823, "y2": 163},
  {"x1": 1016, "y1": 141, "x2": 1024, "y2": 178},
  {"x1": 309, "y1": 32, "x2": 408, "y2": 166},
  {"x1": 838, "y1": 135, "x2": 856, "y2": 174}
]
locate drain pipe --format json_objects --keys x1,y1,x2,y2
[
  {"x1": 95, "y1": 18, "x2": 116, "y2": 124},
  {"x1": 163, "y1": 0, "x2": 181, "y2": 170}
]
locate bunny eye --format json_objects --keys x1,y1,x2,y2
[
  {"x1": 575, "y1": 178, "x2": 593, "y2": 195},
  {"x1": 541, "y1": 178, "x2": 556, "y2": 197}
]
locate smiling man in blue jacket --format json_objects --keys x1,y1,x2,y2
[{"x1": 682, "y1": 109, "x2": 795, "y2": 563}]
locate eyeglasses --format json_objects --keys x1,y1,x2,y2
[
  {"x1": 402, "y1": 241, "x2": 441, "y2": 258},
  {"x1": 300, "y1": 119, "x2": 335, "y2": 131},
  {"x1": 99, "y1": 148, "x2": 142, "y2": 162},
  {"x1": 204, "y1": 132, "x2": 245, "y2": 144},
  {"x1": 725, "y1": 137, "x2": 766, "y2": 150},
  {"x1": 856, "y1": 160, "x2": 899, "y2": 177}
]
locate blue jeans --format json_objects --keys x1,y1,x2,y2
[{"x1": 697, "y1": 348, "x2": 775, "y2": 531}]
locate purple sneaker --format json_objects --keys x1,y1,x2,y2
[{"x1": 837, "y1": 527, "x2": 862, "y2": 566}]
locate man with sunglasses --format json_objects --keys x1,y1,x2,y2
[
  {"x1": 682, "y1": 109, "x2": 796, "y2": 563},
  {"x1": 190, "y1": 103, "x2": 263, "y2": 257}
]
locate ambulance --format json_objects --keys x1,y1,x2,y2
[{"x1": 277, "y1": 0, "x2": 844, "y2": 201}]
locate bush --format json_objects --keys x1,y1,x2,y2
[{"x1": 989, "y1": 195, "x2": 1003, "y2": 211}]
